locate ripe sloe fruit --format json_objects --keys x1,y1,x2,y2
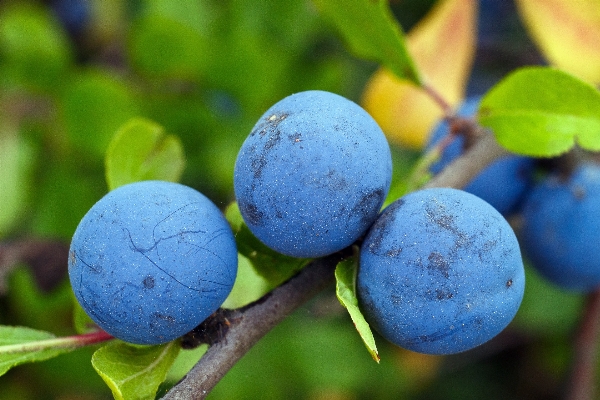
[
  {"x1": 426, "y1": 97, "x2": 534, "y2": 215},
  {"x1": 521, "y1": 163, "x2": 600, "y2": 292},
  {"x1": 234, "y1": 90, "x2": 392, "y2": 258},
  {"x1": 357, "y1": 188, "x2": 525, "y2": 355},
  {"x1": 68, "y1": 181, "x2": 238, "y2": 345}
]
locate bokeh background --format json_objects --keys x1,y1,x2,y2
[{"x1": 0, "y1": 0, "x2": 592, "y2": 399}]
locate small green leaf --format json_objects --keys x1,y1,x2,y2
[
  {"x1": 0, "y1": 326, "x2": 60, "y2": 376},
  {"x1": 221, "y1": 254, "x2": 270, "y2": 309},
  {"x1": 105, "y1": 118, "x2": 185, "y2": 191},
  {"x1": 92, "y1": 341, "x2": 180, "y2": 400},
  {"x1": 335, "y1": 259, "x2": 379, "y2": 363},
  {"x1": 0, "y1": 326, "x2": 112, "y2": 376},
  {"x1": 479, "y1": 66, "x2": 600, "y2": 156},
  {"x1": 313, "y1": 0, "x2": 421, "y2": 85},
  {"x1": 225, "y1": 202, "x2": 309, "y2": 288}
]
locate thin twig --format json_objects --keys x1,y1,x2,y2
[
  {"x1": 566, "y1": 289, "x2": 600, "y2": 400},
  {"x1": 422, "y1": 83, "x2": 454, "y2": 117},
  {"x1": 424, "y1": 133, "x2": 508, "y2": 190},
  {"x1": 161, "y1": 250, "x2": 350, "y2": 399}
]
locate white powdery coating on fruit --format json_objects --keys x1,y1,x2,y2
[
  {"x1": 233, "y1": 90, "x2": 393, "y2": 258},
  {"x1": 357, "y1": 188, "x2": 525, "y2": 355},
  {"x1": 68, "y1": 181, "x2": 238, "y2": 345}
]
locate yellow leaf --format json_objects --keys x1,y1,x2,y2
[
  {"x1": 362, "y1": 69, "x2": 443, "y2": 150},
  {"x1": 516, "y1": 0, "x2": 600, "y2": 84},
  {"x1": 362, "y1": 0, "x2": 476, "y2": 150}
]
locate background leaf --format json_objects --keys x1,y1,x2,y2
[
  {"x1": 313, "y1": 0, "x2": 421, "y2": 85},
  {"x1": 0, "y1": 127, "x2": 34, "y2": 238},
  {"x1": 513, "y1": 265, "x2": 584, "y2": 336},
  {"x1": 127, "y1": 0, "x2": 212, "y2": 80},
  {"x1": 0, "y1": 2, "x2": 72, "y2": 91},
  {"x1": 479, "y1": 67, "x2": 600, "y2": 156},
  {"x1": 515, "y1": 0, "x2": 600, "y2": 84},
  {"x1": 91, "y1": 341, "x2": 180, "y2": 400},
  {"x1": 105, "y1": 118, "x2": 185, "y2": 191},
  {"x1": 61, "y1": 69, "x2": 141, "y2": 158},
  {"x1": 335, "y1": 258, "x2": 379, "y2": 363},
  {"x1": 362, "y1": 0, "x2": 477, "y2": 150}
]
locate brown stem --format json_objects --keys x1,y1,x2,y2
[
  {"x1": 424, "y1": 133, "x2": 508, "y2": 190},
  {"x1": 161, "y1": 250, "x2": 349, "y2": 399},
  {"x1": 565, "y1": 289, "x2": 600, "y2": 400},
  {"x1": 422, "y1": 83, "x2": 454, "y2": 117}
]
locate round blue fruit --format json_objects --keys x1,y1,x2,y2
[
  {"x1": 68, "y1": 181, "x2": 238, "y2": 345},
  {"x1": 234, "y1": 90, "x2": 392, "y2": 258},
  {"x1": 521, "y1": 163, "x2": 600, "y2": 292},
  {"x1": 427, "y1": 97, "x2": 534, "y2": 215},
  {"x1": 357, "y1": 188, "x2": 525, "y2": 355}
]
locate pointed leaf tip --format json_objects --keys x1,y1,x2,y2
[{"x1": 335, "y1": 259, "x2": 380, "y2": 362}]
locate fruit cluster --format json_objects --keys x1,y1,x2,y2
[
  {"x1": 426, "y1": 97, "x2": 600, "y2": 295},
  {"x1": 75, "y1": 90, "x2": 590, "y2": 357}
]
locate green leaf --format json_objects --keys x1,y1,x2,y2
[
  {"x1": 30, "y1": 161, "x2": 105, "y2": 239},
  {"x1": 313, "y1": 0, "x2": 421, "y2": 85},
  {"x1": 6, "y1": 267, "x2": 74, "y2": 333},
  {"x1": 128, "y1": 10, "x2": 209, "y2": 80},
  {"x1": 62, "y1": 69, "x2": 140, "y2": 158},
  {"x1": 479, "y1": 66, "x2": 600, "y2": 156},
  {"x1": 335, "y1": 259, "x2": 379, "y2": 363},
  {"x1": 0, "y1": 129, "x2": 34, "y2": 238},
  {"x1": 105, "y1": 118, "x2": 185, "y2": 191},
  {"x1": 225, "y1": 202, "x2": 309, "y2": 288},
  {"x1": 221, "y1": 254, "x2": 270, "y2": 309},
  {"x1": 91, "y1": 341, "x2": 180, "y2": 400},
  {"x1": 0, "y1": 326, "x2": 61, "y2": 376},
  {"x1": 0, "y1": 3, "x2": 72, "y2": 90},
  {"x1": 0, "y1": 326, "x2": 113, "y2": 376}
]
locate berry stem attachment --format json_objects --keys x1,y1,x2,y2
[
  {"x1": 422, "y1": 83, "x2": 453, "y2": 117},
  {"x1": 424, "y1": 133, "x2": 508, "y2": 190}
]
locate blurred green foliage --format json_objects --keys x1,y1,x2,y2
[{"x1": 0, "y1": 0, "x2": 594, "y2": 399}]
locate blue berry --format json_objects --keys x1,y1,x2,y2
[
  {"x1": 234, "y1": 90, "x2": 392, "y2": 258},
  {"x1": 358, "y1": 188, "x2": 525, "y2": 355},
  {"x1": 68, "y1": 181, "x2": 237, "y2": 344},
  {"x1": 521, "y1": 163, "x2": 600, "y2": 292}
]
